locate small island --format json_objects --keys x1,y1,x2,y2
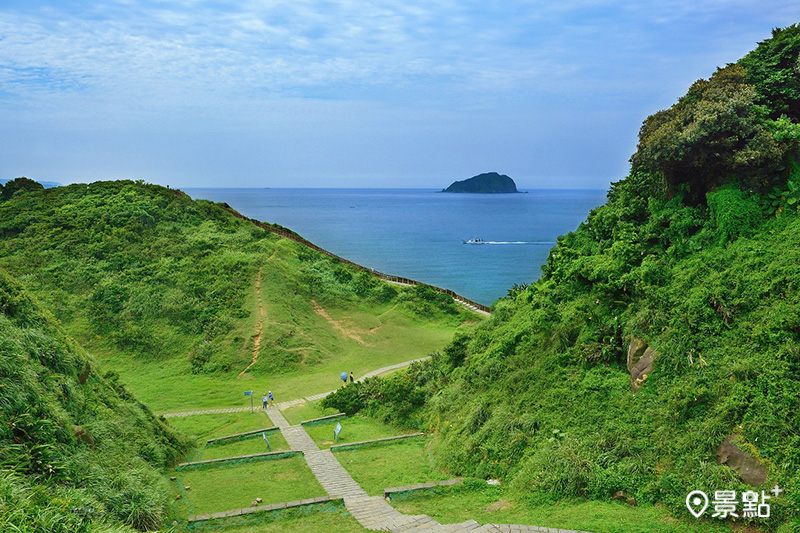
[{"x1": 441, "y1": 172, "x2": 521, "y2": 193}]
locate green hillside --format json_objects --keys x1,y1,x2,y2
[
  {"x1": 0, "y1": 179, "x2": 475, "y2": 414},
  {"x1": 0, "y1": 179, "x2": 477, "y2": 531},
  {"x1": 0, "y1": 268, "x2": 190, "y2": 532},
  {"x1": 323, "y1": 25, "x2": 800, "y2": 530}
]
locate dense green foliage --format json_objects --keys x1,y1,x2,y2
[
  {"x1": 324, "y1": 25, "x2": 800, "y2": 530},
  {"x1": 0, "y1": 269, "x2": 190, "y2": 531},
  {"x1": 631, "y1": 25, "x2": 800, "y2": 204},
  {"x1": 0, "y1": 177, "x2": 44, "y2": 202}
]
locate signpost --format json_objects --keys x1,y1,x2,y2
[
  {"x1": 334, "y1": 422, "x2": 342, "y2": 443},
  {"x1": 244, "y1": 391, "x2": 253, "y2": 412}
]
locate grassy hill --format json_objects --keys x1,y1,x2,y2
[
  {"x1": 322, "y1": 25, "x2": 800, "y2": 531},
  {"x1": 0, "y1": 268, "x2": 190, "y2": 532},
  {"x1": 0, "y1": 180, "x2": 476, "y2": 415},
  {"x1": 0, "y1": 178, "x2": 479, "y2": 531}
]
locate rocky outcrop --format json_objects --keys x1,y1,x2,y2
[
  {"x1": 627, "y1": 336, "x2": 655, "y2": 392},
  {"x1": 72, "y1": 425, "x2": 95, "y2": 448},
  {"x1": 716, "y1": 436, "x2": 767, "y2": 486},
  {"x1": 442, "y1": 172, "x2": 520, "y2": 193},
  {"x1": 78, "y1": 361, "x2": 91, "y2": 384}
]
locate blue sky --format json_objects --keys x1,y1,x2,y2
[{"x1": 1, "y1": 1, "x2": 799, "y2": 189}]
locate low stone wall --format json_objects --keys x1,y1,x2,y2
[
  {"x1": 300, "y1": 413, "x2": 346, "y2": 425},
  {"x1": 384, "y1": 478, "x2": 463, "y2": 499},
  {"x1": 177, "y1": 450, "x2": 302, "y2": 471},
  {"x1": 206, "y1": 426, "x2": 280, "y2": 445},
  {"x1": 187, "y1": 495, "x2": 341, "y2": 523},
  {"x1": 330, "y1": 432, "x2": 424, "y2": 452}
]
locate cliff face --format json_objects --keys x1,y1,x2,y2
[{"x1": 442, "y1": 172, "x2": 520, "y2": 193}]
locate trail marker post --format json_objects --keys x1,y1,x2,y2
[
  {"x1": 334, "y1": 422, "x2": 342, "y2": 443},
  {"x1": 244, "y1": 391, "x2": 253, "y2": 412},
  {"x1": 262, "y1": 431, "x2": 271, "y2": 451}
]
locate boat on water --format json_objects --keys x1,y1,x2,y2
[{"x1": 462, "y1": 238, "x2": 485, "y2": 244}]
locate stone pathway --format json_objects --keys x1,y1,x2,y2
[
  {"x1": 265, "y1": 405, "x2": 448, "y2": 531},
  {"x1": 263, "y1": 406, "x2": 593, "y2": 533},
  {"x1": 165, "y1": 357, "x2": 594, "y2": 532}
]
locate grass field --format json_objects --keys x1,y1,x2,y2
[
  {"x1": 335, "y1": 437, "x2": 450, "y2": 496},
  {"x1": 167, "y1": 410, "x2": 277, "y2": 441},
  {"x1": 390, "y1": 481, "x2": 742, "y2": 533},
  {"x1": 170, "y1": 456, "x2": 326, "y2": 515},
  {"x1": 280, "y1": 400, "x2": 340, "y2": 425},
  {"x1": 102, "y1": 283, "x2": 468, "y2": 414},
  {"x1": 198, "y1": 432, "x2": 289, "y2": 461},
  {"x1": 305, "y1": 414, "x2": 401, "y2": 449}
]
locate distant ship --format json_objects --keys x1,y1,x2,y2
[{"x1": 463, "y1": 238, "x2": 485, "y2": 244}]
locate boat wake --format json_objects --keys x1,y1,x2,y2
[
  {"x1": 484, "y1": 241, "x2": 554, "y2": 245},
  {"x1": 463, "y1": 240, "x2": 555, "y2": 245}
]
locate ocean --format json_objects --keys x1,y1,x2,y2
[{"x1": 184, "y1": 188, "x2": 608, "y2": 306}]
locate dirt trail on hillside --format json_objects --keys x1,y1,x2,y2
[
  {"x1": 310, "y1": 299, "x2": 368, "y2": 345},
  {"x1": 238, "y1": 266, "x2": 266, "y2": 378}
]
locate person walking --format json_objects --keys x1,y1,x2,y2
[
  {"x1": 262, "y1": 393, "x2": 268, "y2": 409},
  {"x1": 349, "y1": 371, "x2": 355, "y2": 384},
  {"x1": 268, "y1": 390, "x2": 274, "y2": 407}
]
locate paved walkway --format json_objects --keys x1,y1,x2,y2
[
  {"x1": 165, "y1": 358, "x2": 594, "y2": 532},
  {"x1": 265, "y1": 406, "x2": 460, "y2": 532},
  {"x1": 263, "y1": 406, "x2": 592, "y2": 533}
]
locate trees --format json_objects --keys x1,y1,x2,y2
[
  {"x1": 0, "y1": 177, "x2": 44, "y2": 201},
  {"x1": 740, "y1": 24, "x2": 800, "y2": 121},
  {"x1": 630, "y1": 65, "x2": 786, "y2": 202}
]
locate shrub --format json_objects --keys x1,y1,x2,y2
[{"x1": 706, "y1": 184, "x2": 763, "y2": 242}]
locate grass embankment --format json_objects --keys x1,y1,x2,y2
[
  {"x1": 170, "y1": 456, "x2": 326, "y2": 515},
  {"x1": 167, "y1": 411, "x2": 289, "y2": 461},
  {"x1": 305, "y1": 414, "x2": 399, "y2": 449},
  {"x1": 197, "y1": 435, "x2": 289, "y2": 461},
  {"x1": 167, "y1": 410, "x2": 276, "y2": 441},
  {"x1": 187, "y1": 505, "x2": 364, "y2": 533},
  {"x1": 336, "y1": 437, "x2": 450, "y2": 496},
  {"x1": 280, "y1": 400, "x2": 340, "y2": 425}
]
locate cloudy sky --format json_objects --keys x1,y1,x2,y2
[{"x1": 1, "y1": 1, "x2": 799, "y2": 189}]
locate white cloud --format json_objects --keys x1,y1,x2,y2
[{"x1": 1, "y1": 0, "x2": 800, "y2": 186}]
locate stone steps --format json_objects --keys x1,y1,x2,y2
[{"x1": 174, "y1": 374, "x2": 595, "y2": 533}]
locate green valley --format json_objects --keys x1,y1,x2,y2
[{"x1": 0, "y1": 179, "x2": 478, "y2": 531}]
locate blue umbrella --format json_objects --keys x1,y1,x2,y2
[{"x1": 340, "y1": 372, "x2": 348, "y2": 382}]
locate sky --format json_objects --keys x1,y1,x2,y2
[{"x1": 1, "y1": 1, "x2": 800, "y2": 190}]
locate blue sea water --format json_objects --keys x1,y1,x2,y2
[{"x1": 184, "y1": 188, "x2": 608, "y2": 306}]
